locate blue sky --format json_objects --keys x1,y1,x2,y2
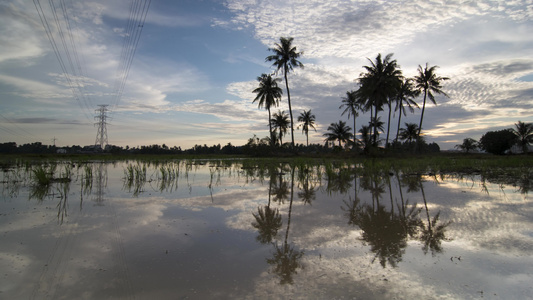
[{"x1": 1, "y1": 0, "x2": 532, "y2": 150}]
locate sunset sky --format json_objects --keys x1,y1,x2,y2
[{"x1": 1, "y1": 0, "x2": 532, "y2": 150}]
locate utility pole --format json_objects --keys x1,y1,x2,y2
[
  {"x1": 51, "y1": 136, "x2": 57, "y2": 147},
  {"x1": 94, "y1": 105, "x2": 109, "y2": 150}
]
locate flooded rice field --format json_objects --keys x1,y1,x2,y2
[{"x1": 1, "y1": 159, "x2": 532, "y2": 299}]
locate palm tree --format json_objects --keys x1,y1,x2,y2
[
  {"x1": 511, "y1": 121, "x2": 533, "y2": 153},
  {"x1": 271, "y1": 110, "x2": 290, "y2": 146},
  {"x1": 340, "y1": 90, "x2": 362, "y2": 146},
  {"x1": 357, "y1": 53, "x2": 402, "y2": 146},
  {"x1": 359, "y1": 125, "x2": 373, "y2": 153},
  {"x1": 394, "y1": 78, "x2": 419, "y2": 144},
  {"x1": 414, "y1": 63, "x2": 449, "y2": 137},
  {"x1": 297, "y1": 110, "x2": 317, "y2": 146},
  {"x1": 323, "y1": 120, "x2": 352, "y2": 148},
  {"x1": 455, "y1": 138, "x2": 479, "y2": 153},
  {"x1": 399, "y1": 123, "x2": 419, "y2": 144},
  {"x1": 266, "y1": 37, "x2": 304, "y2": 149},
  {"x1": 252, "y1": 73, "x2": 283, "y2": 146},
  {"x1": 368, "y1": 116, "x2": 385, "y2": 144}
]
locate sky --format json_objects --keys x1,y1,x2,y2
[{"x1": 1, "y1": 0, "x2": 532, "y2": 150}]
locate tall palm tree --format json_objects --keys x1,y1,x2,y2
[
  {"x1": 253, "y1": 73, "x2": 283, "y2": 146},
  {"x1": 394, "y1": 78, "x2": 419, "y2": 144},
  {"x1": 266, "y1": 37, "x2": 304, "y2": 149},
  {"x1": 414, "y1": 63, "x2": 449, "y2": 137},
  {"x1": 340, "y1": 90, "x2": 362, "y2": 146},
  {"x1": 271, "y1": 110, "x2": 290, "y2": 146},
  {"x1": 297, "y1": 109, "x2": 316, "y2": 146},
  {"x1": 399, "y1": 122, "x2": 419, "y2": 144},
  {"x1": 323, "y1": 120, "x2": 352, "y2": 148},
  {"x1": 357, "y1": 53, "x2": 402, "y2": 146},
  {"x1": 511, "y1": 121, "x2": 533, "y2": 153}
]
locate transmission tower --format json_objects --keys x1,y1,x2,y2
[{"x1": 94, "y1": 105, "x2": 109, "y2": 150}]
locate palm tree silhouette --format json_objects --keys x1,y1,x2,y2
[
  {"x1": 399, "y1": 122, "x2": 419, "y2": 144},
  {"x1": 356, "y1": 126, "x2": 370, "y2": 153},
  {"x1": 357, "y1": 53, "x2": 402, "y2": 146},
  {"x1": 297, "y1": 109, "x2": 317, "y2": 147},
  {"x1": 511, "y1": 121, "x2": 533, "y2": 153},
  {"x1": 253, "y1": 73, "x2": 283, "y2": 146},
  {"x1": 368, "y1": 116, "x2": 385, "y2": 145},
  {"x1": 271, "y1": 110, "x2": 290, "y2": 146},
  {"x1": 340, "y1": 91, "x2": 362, "y2": 146},
  {"x1": 394, "y1": 78, "x2": 419, "y2": 144},
  {"x1": 414, "y1": 63, "x2": 449, "y2": 137},
  {"x1": 418, "y1": 177, "x2": 452, "y2": 256},
  {"x1": 252, "y1": 205, "x2": 283, "y2": 245},
  {"x1": 323, "y1": 120, "x2": 352, "y2": 148},
  {"x1": 266, "y1": 166, "x2": 304, "y2": 284},
  {"x1": 266, "y1": 37, "x2": 304, "y2": 149}
]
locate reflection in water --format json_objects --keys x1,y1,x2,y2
[
  {"x1": 253, "y1": 165, "x2": 305, "y2": 284},
  {"x1": 94, "y1": 162, "x2": 108, "y2": 204},
  {"x1": 419, "y1": 177, "x2": 452, "y2": 256},
  {"x1": 1, "y1": 159, "x2": 531, "y2": 299},
  {"x1": 266, "y1": 166, "x2": 304, "y2": 284}
]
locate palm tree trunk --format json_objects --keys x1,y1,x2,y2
[
  {"x1": 395, "y1": 102, "x2": 403, "y2": 144},
  {"x1": 418, "y1": 90, "x2": 427, "y2": 137},
  {"x1": 373, "y1": 106, "x2": 379, "y2": 145},
  {"x1": 268, "y1": 108, "x2": 273, "y2": 147},
  {"x1": 306, "y1": 130, "x2": 309, "y2": 147},
  {"x1": 386, "y1": 101, "x2": 392, "y2": 148},
  {"x1": 353, "y1": 116, "x2": 357, "y2": 147},
  {"x1": 284, "y1": 68, "x2": 295, "y2": 149}
]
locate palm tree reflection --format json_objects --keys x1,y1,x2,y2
[
  {"x1": 418, "y1": 178, "x2": 452, "y2": 256},
  {"x1": 253, "y1": 165, "x2": 304, "y2": 284}
]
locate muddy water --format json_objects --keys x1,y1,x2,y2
[{"x1": 1, "y1": 160, "x2": 532, "y2": 299}]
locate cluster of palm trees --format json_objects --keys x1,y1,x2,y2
[
  {"x1": 253, "y1": 37, "x2": 449, "y2": 151},
  {"x1": 329, "y1": 54, "x2": 449, "y2": 150}
]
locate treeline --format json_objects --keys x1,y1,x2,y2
[
  {"x1": 0, "y1": 139, "x2": 440, "y2": 156},
  {"x1": 455, "y1": 121, "x2": 532, "y2": 155}
]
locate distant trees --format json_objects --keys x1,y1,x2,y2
[{"x1": 479, "y1": 129, "x2": 516, "y2": 155}]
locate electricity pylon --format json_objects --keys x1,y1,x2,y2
[{"x1": 94, "y1": 105, "x2": 109, "y2": 150}]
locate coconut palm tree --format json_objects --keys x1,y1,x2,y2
[
  {"x1": 252, "y1": 73, "x2": 283, "y2": 146},
  {"x1": 323, "y1": 120, "x2": 352, "y2": 148},
  {"x1": 455, "y1": 138, "x2": 479, "y2": 153},
  {"x1": 357, "y1": 53, "x2": 402, "y2": 146},
  {"x1": 394, "y1": 78, "x2": 420, "y2": 144},
  {"x1": 266, "y1": 37, "x2": 304, "y2": 149},
  {"x1": 297, "y1": 109, "x2": 317, "y2": 147},
  {"x1": 359, "y1": 125, "x2": 373, "y2": 153},
  {"x1": 368, "y1": 116, "x2": 385, "y2": 144},
  {"x1": 340, "y1": 90, "x2": 362, "y2": 146},
  {"x1": 399, "y1": 123, "x2": 419, "y2": 144},
  {"x1": 414, "y1": 63, "x2": 449, "y2": 137},
  {"x1": 271, "y1": 110, "x2": 290, "y2": 146},
  {"x1": 511, "y1": 121, "x2": 533, "y2": 153}
]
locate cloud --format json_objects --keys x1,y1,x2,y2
[{"x1": 0, "y1": 2, "x2": 47, "y2": 63}]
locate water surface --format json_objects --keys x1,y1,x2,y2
[{"x1": 1, "y1": 160, "x2": 532, "y2": 299}]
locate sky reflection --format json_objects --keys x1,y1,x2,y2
[{"x1": 0, "y1": 160, "x2": 531, "y2": 299}]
